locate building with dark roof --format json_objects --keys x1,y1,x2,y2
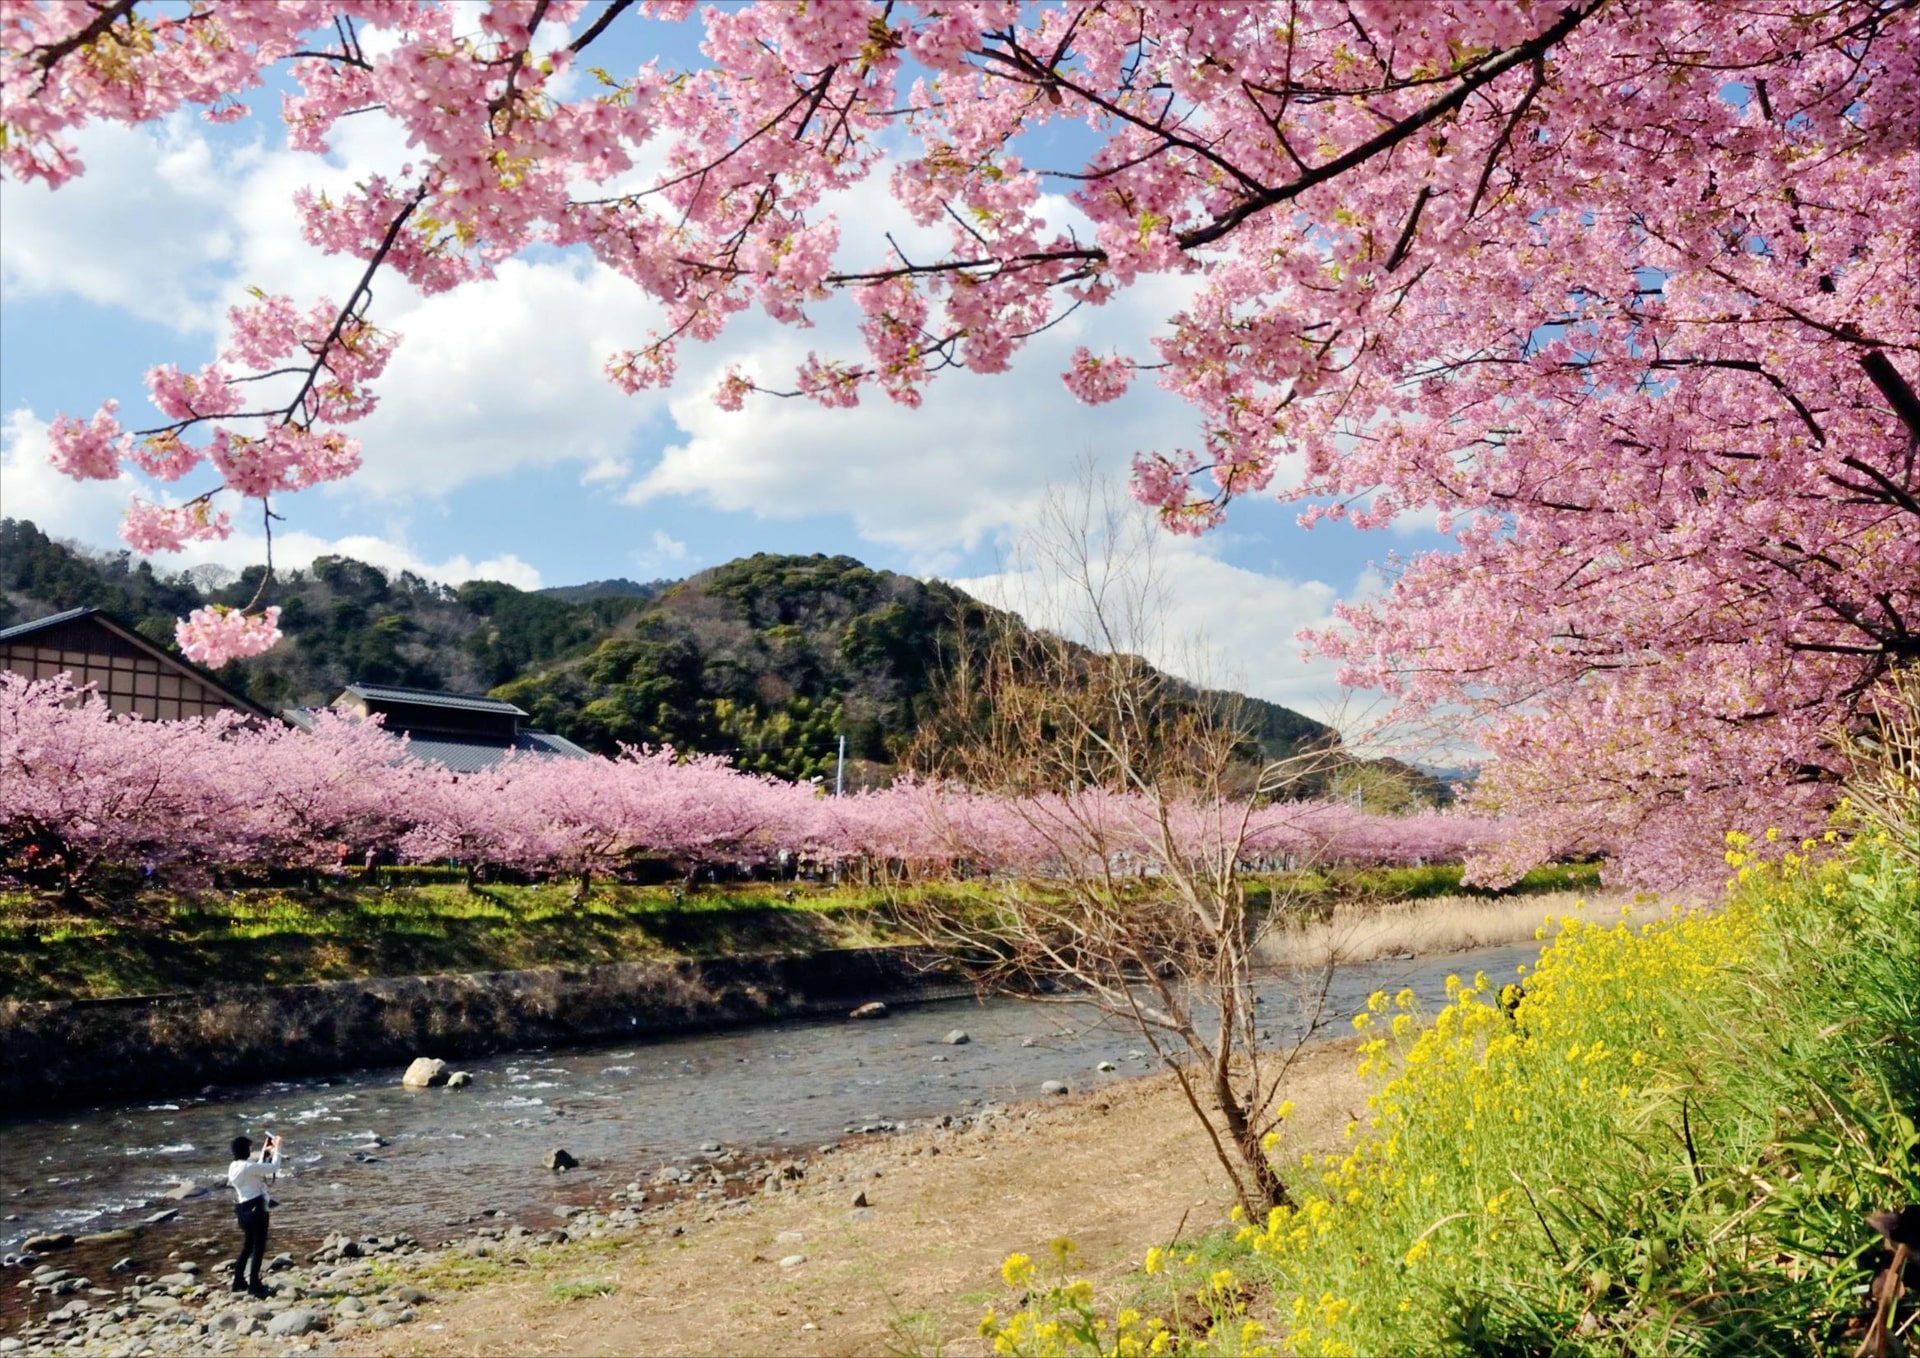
[
  {"x1": 287, "y1": 681, "x2": 590, "y2": 772},
  {"x1": 0, "y1": 607, "x2": 278, "y2": 722}
]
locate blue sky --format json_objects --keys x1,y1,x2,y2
[{"x1": 0, "y1": 6, "x2": 1447, "y2": 722}]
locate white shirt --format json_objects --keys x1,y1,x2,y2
[{"x1": 227, "y1": 1146, "x2": 280, "y2": 1204}]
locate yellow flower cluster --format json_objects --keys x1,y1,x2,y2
[{"x1": 978, "y1": 828, "x2": 1899, "y2": 1356}]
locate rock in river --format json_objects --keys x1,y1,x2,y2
[
  {"x1": 21, "y1": 1233, "x2": 72, "y2": 1253},
  {"x1": 942, "y1": 1029, "x2": 971, "y2": 1045},
  {"x1": 446, "y1": 1070, "x2": 474, "y2": 1088},
  {"x1": 401, "y1": 1057, "x2": 450, "y2": 1089},
  {"x1": 1041, "y1": 1080, "x2": 1070, "y2": 1096},
  {"x1": 848, "y1": 1001, "x2": 888, "y2": 1020},
  {"x1": 550, "y1": 1148, "x2": 579, "y2": 1172}
]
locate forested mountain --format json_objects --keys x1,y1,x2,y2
[{"x1": 1, "y1": 518, "x2": 1411, "y2": 794}]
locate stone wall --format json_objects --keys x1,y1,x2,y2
[{"x1": 0, "y1": 948, "x2": 963, "y2": 1109}]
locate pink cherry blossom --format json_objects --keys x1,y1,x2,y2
[{"x1": 176, "y1": 605, "x2": 283, "y2": 668}]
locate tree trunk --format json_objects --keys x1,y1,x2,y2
[{"x1": 1213, "y1": 1059, "x2": 1291, "y2": 1211}]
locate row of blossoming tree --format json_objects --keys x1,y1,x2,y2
[{"x1": 1, "y1": 673, "x2": 1506, "y2": 900}]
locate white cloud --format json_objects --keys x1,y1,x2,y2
[
  {"x1": 3, "y1": 113, "x2": 669, "y2": 505},
  {"x1": 629, "y1": 528, "x2": 691, "y2": 577},
  {"x1": 955, "y1": 527, "x2": 1351, "y2": 725},
  {"x1": 0, "y1": 408, "x2": 538, "y2": 589}
]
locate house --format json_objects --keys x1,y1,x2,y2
[
  {"x1": 286, "y1": 681, "x2": 590, "y2": 772},
  {"x1": 0, "y1": 606, "x2": 279, "y2": 722}
]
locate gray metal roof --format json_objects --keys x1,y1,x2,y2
[
  {"x1": 342, "y1": 682, "x2": 528, "y2": 718},
  {"x1": 281, "y1": 708, "x2": 589, "y2": 771},
  {"x1": 0, "y1": 606, "x2": 99, "y2": 641},
  {"x1": 403, "y1": 730, "x2": 591, "y2": 773}
]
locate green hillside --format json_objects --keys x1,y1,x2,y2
[{"x1": 0, "y1": 519, "x2": 1387, "y2": 792}]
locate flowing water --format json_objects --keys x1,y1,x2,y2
[{"x1": 0, "y1": 943, "x2": 1539, "y2": 1264}]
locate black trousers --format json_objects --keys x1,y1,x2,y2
[{"x1": 233, "y1": 1197, "x2": 269, "y2": 1286}]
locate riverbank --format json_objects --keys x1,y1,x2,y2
[
  {"x1": 0, "y1": 1038, "x2": 1371, "y2": 1357},
  {"x1": 0, "y1": 864, "x2": 1600, "y2": 1003}
]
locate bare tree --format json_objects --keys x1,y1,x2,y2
[{"x1": 899, "y1": 471, "x2": 1344, "y2": 1215}]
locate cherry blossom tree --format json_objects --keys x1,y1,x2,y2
[
  {"x1": 0, "y1": 673, "x2": 260, "y2": 893},
  {"x1": 10, "y1": 0, "x2": 1914, "y2": 878}
]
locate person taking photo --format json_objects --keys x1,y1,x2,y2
[{"x1": 227, "y1": 1132, "x2": 281, "y2": 1297}]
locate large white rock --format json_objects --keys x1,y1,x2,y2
[{"x1": 400, "y1": 1058, "x2": 449, "y2": 1089}]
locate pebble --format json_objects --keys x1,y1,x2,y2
[
  {"x1": 1041, "y1": 1080, "x2": 1070, "y2": 1096},
  {"x1": 941, "y1": 1029, "x2": 970, "y2": 1045},
  {"x1": 1097, "y1": 1061, "x2": 1117, "y2": 1072},
  {"x1": 776, "y1": 1254, "x2": 806, "y2": 1269}
]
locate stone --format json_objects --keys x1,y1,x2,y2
[
  {"x1": 142, "y1": 1210, "x2": 177, "y2": 1226},
  {"x1": 847, "y1": 1001, "x2": 888, "y2": 1020},
  {"x1": 134, "y1": 1297, "x2": 182, "y2": 1314},
  {"x1": 1096, "y1": 1061, "x2": 1117, "y2": 1072},
  {"x1": 851, "y1": 1190, "x2": 869, "y2": 1208},
  {"x1": 365, "y1": 1308, "x2": 403, "y2": 1330},
  {"x1": 267, "y1": 1253, "x2": 293, "y2": 1272},
  {"x1": 777, "y1": 1255, "x2": 806, "y2": 1269},
  {"x1": 401, "y1": 1057, "x2": 449, "y2": 1089},
  {"x1": 162, "y1": 1182, "x2": 204, "y2": 1202},
  {"x1": 264, "y1": 1308, "x2": 321, "y2": 1338},
  {"x1": 336, "y1": 1296, "x2": 366, "y2": 1315},
  {"x1": 549, "y1": 1148, "x2": 579, "y2": 1172},
  {"x1": 942, "y1": 1029, "x2": 971, "y2": 1045},
  {"x1": 21, "y1": 1234, "x2": 74, "y2": 1253},
  {"x1": 446, "y1": 1070, "x2": 473, "y2": 1088},
  {"x1": 392, "y1": 1285, "x2": 430, "y2": 1305},
  {"x1": 1041, "y1": 1080, "x2": 1070, "y2": 1096},
  {"x1": 109, "y1": 1258, "x2": 135, "y2": 1275},
  {"x1": 74, "y1": 1229, "x2": 137, "y2": 1247},
  {"x1": 1020, "y1": 1037, "x2": 1039, "y2": 1048}
]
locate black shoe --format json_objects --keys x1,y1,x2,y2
[
  {"x1": 247, "y1": 1282, "x2": 275, "y2": 1299},
  {"x1": 231, "y1": 1279, "x2": 249, "y2": 1294}
]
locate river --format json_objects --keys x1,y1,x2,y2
[{"x1": 0, "y1": 942, "x2": 1540, "y2": 1264}]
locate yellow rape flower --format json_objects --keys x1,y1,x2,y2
[{"x1": 1000, "y1": 1252, "x2": 1036, "y2": 1288}]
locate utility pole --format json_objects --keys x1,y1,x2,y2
[{"x1": 834, "y1": 733, "x2": 846, "y2": 798}]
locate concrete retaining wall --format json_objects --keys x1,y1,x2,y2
[{"x1": 0, "y1": 948, "x2": 964, "y2": 1109}]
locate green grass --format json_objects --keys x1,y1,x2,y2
[
  {"x1": 0, "y1": 863, "x2": 1596, "y2": 1003},
  {"x1": 548, "y1": 1278, "x2": 618, "y2": 1302},
  {"x1": 0, "y1": 877, "x2": 921, "y2": 1001},
  {"x1": 1244, "y1": 860, "x2": 1602, "y2": 910}
]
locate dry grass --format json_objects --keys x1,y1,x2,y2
[{"x1": 1259, "y1": 889, "x2": 1661, "y2": 969}]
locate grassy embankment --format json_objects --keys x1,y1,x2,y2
[
  {"x1": 0, "y1": 863, "x2": 1600, "y2": 1002},
  {"x1": 986, "y1": 830, "x2": 1920, "y2": 1357}
]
